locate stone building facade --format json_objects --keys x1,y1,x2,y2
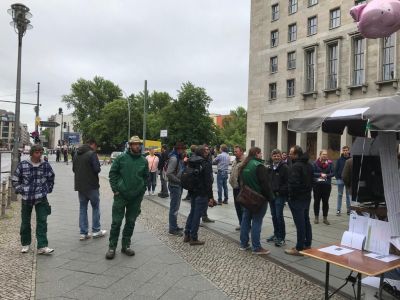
[{"x1": 247, "y1": 0, "x2": 399, "y2": 159}]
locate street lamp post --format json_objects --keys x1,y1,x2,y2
[
  {"x1": 121, "y1": 91, "x2": 131, "y2": 142},
  {"x1": 58, "y1": 108, "x2": 63, "y2": 145},
  {"x1": 35, "y1": 82, "x2": 40, "y2": 133},
  {"x1": 8, "y1": 3, "x2": 32, "y2": 200}
]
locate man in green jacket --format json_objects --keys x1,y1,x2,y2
[{"x1": 106, "y1": 136, "x2": 149, "y2": 259}]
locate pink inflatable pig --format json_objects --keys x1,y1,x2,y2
[{"x1": 350, "y1": 0, "x2": 400, "y2": 38}]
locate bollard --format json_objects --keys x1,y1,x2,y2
[
  {"x1": 1, "y1": 180, "x2": 6, "y2": 217},
  {"x1": 7, "y1": 177, "x2": 11, "y2": 208}
]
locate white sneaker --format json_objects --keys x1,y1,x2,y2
[
  {"x1": 151, "y1": 191, "x2": 155, "y2": 195},
  {"x1": 21, "y1": 245, "x2": 30, "y2": 253},
  {"x1": 79, "y1": 234, "x2": 91, "y2": 241},
  {"x1": 92, "y1": 229, "x2": 107, "y2": 238},
  {"x1": 37, "y1": 247, "x2": 54, "y2": 255}
]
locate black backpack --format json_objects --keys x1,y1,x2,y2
[{"x1": 181, "y1": 156, "x2": 204, "y2": 191}]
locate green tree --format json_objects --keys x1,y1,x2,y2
[
  {"x1": 160, "y1": 82, "x2": 215, "y2": 146},
  {"x1": 62, "y1": 76, "x2": 122, "y2": 140},
  {"x1": 220, "y1": 106, "x2": 247, "y2": 149}
]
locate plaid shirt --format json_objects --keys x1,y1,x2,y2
[{"x1": 11, "y1": 159, "x2": 55, "y2": 205}]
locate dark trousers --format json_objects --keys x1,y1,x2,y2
[
  {"x1": 159, "y1": 171, "x2": 169, "y2": 196},
  {"x1": 184, "y1": 195, "x2": 208, "y2": 240},
  {"x1": 269, "y1": 195, "x2": 286, "y2": 241},
  {"x1": 288, "y1": 197, "x2": 312, "y2": 251},
  {"x1": 233, "y1": 188, "x2": 243, "y2": 225},
  {"x1": 147, "y1": 172, "x2": 157, "y2": 192},
  {"x1": 21, "y1": 200, "x2": 50, "y2": 249},
  {"x1": 313, "y1": 184, "x2": 332, "y2": 217},
  {"x1": 109, "y1": 194, "x2": 143, "y2": 249}
]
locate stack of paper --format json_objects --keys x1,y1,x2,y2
[
  {"x1": 365, "y1": 218, "x2": 391, "y2": 255},
  {"x1": 341, "y1": 231, "x2": 365, "y2": 250}
]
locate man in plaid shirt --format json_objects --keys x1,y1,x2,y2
[{"x1": 12, "y1": 144, "x2": 55, "y2": 255}]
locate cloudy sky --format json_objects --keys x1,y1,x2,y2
[{"x1": 0, "y1": 0, "x2": 250, "y2": 132}]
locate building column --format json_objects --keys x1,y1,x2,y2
[
  {"x1": 317, "y1": 128, "x2": 328, "y2": 152},
  {"x1": 341, "y1": 127, "x2": 353, "y2": 150},
  {"x1": 277, "y1": 121, "x2": 288, "y2": 152},
  {"x1": 296, "y1": 133, "x2": 307, "y2": 150}
]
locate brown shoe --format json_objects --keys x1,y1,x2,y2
[
  {"x1": 189, "y1": 239, "x2": 205, "y2": 246},
  {"x1": 252, "y1": 247, "x2": 270, "y2": 255},
  {"x1": 183, "y1": 235, "x2": 190, "y2": 243},
  {"x1": 314, "y1": 216, "x2": 319, "y2": 224},
  {"x1": 323, "y1": 217, "x2": 330, "y2": 225},
  {"x1": 285, "y1": 247, "x2": 304, "y2": 256}
]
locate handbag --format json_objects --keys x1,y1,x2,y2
[{"x1": 237, "y1": 184, "x2": 267, "y2": 213}]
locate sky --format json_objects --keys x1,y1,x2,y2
[{"x1": 0, "y1": 0, "x2": 251, "y2": 133}]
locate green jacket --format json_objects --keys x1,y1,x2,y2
[
  {"x1": 241, "y1": 158, "x2": 264, "y2": 194},
  {"x1": 109, "y1": 150, "x2": 149, "y2": 200}
]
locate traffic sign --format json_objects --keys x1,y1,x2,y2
[
  {"x1": 160, "y1": 129, "x2": 168, "y2": 137},
  {"x1": 40, "y1": 121, "x2": 60, "y2": 128}
]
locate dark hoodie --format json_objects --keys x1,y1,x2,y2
[
  {"x1": 72, "y1": 144, "x2": 101, "y2": 192},
  {"x1": 288, "y1": 153, "x2": 313, "y2": 200}
]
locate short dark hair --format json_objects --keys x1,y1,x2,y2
[
  {"x1": 271, "y1": 149, "x2": 281, "y2": 155},
  {"x1": 86, "y1": 138, "x2": 97, "y2": 145},
  {"x1": 234, "y1": 145, "x2": 244, "y2": 152},
  {"x1": 30, "y1": 144, "x2": 44, "y2": 156},
  {"x1": 342, "y1": 145, "x2": 349, "y2": 150}
]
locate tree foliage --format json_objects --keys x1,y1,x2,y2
[{"x1": 219, "y1": 106, "x2": 247, "y2": 149}]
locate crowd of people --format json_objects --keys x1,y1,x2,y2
[{"x1": 10, "y1": 137, "x2": 400, "y2": 281}]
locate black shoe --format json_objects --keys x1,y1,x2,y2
[
  {"x1": 202, "y1": 217, "x2": 215, "y2": 223},
  {"x1": 217, "y1": 202, "x2": 222, "y2": 205},
  {"x1": 168, "y1": 230, "x2": 183, "y2": 237},
  {"x1": 158, "y1": 193, "x2": 169, "y2": 198},
  {"x1": 105, "y1": 248, "x2": 116, "y2": 260},
  {"x1": 121, "y1": 247, "x2": 135, "y2": 256},
  {"x1": 189, "y1": 239, "x2": 205, "y2": 246},
  {"x1": 183, "y1": 235, "x2": 191, "y2": 243},
  {"x1": 223, "y1": 200, "x2": 228, "y2": 204}
]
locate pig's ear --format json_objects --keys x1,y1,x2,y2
[{"x1": 350, "y1": 3, "x2": 367, "y2": 22}]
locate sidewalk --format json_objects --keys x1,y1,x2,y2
[{"x1": 35, "y1": 162, "x2": 229, "y2": 300}]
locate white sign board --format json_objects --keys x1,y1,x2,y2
[{"x1": 160, "y1": 130, "x2": 168, "y2": 138}]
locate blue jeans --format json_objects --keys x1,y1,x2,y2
[
  {"x1": 168, "y1": 184, "x2": 182, "y2": 232},
  {"x1": 336, "y1": 179, "x2": 351, "y2": 211},
  {"x1": 240, "y1": 202, "x2": 268, "y2": 251},
  {"x1": 288, "y1": 196, "x2": 312, "y2": 251},
  {"x1": 269, "y1": 195, "x2": 286, "y2": 241},
  {"x1": 184, "y1": 195, "x2": 208, "y2": 240},
  {"x1": 147, "y1": 172, "x2": 157, "y2": 192},
  {"x1": 217, "y1": 170, "x2": 228, "y2": 202},
  {"x1": 78, "y1": 189, "x2": 101, "y2": 235}
]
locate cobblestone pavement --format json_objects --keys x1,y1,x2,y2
[
  {"x1": 0, "y1": 199, "x2": 35, "y2": 300},
  {"x1": 137, "y1": 198, "x2": 344, "y2": 300}
]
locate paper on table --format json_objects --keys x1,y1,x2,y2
[
  {"x1": 341, "y1": 231, "x2": 365, "y2": 250},
  {"x1": 349, "y1": 212, "x2": 369, "y2": 236},
  {"x1": 365, "y1": 218, "x2": 391, "y2": 255},
  {"x1": 318, "y1": 245, "x2": 354, "y2": 256},
  {"x1": 364, "y1": 252, "x2": 400, "y2": 263}
]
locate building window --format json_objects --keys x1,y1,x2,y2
[
  {"x1": 382, "y1": 34, "x2": 395, "y2": 80},
  {"x1": 271, "y1": 30, "x2": 279, "y2": 47},
  {"x1": 355, "y1": 0, "x2": 366, "y2": 4},
  {"x1": 327, "y1": 43, "x2": 338, "y2": 89},
  {"x1": 305, "y1": 49, "x2": 315, "y2": 92},
  {"x1": 288, "y1": 23, "x2": 297, "y2": 42},
  {"x1": 287, "y1": 51, "x2": 296, "y2": 69},
  {"x1": 308, "y1": 0, "x2": 318, "y2": 6},
  {"x1": 270, "y1": 56, "x2": 278, "y2": 73},
  {"x1": 353, "y1": 37, "x2": 365, "y2": 85},
  {"x1": 287, "y1": 79, "x2": 295, "y2": 97},
  {"x1": 308, "y1": 16, "x2": 317, "y2": 36},
  {"x1": 272, "y1": 4, "x2": 279, "y2": 21},
  {"x1": 269, "y1": 83, "x2": 277, "y2": 100},
  {"x1": 330, "y1": 8, "x2": 341, "y2": 29},
  {"x1": 288, "y1": 0, "x2": 297, "y2": 15}
]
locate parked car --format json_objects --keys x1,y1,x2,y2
[{"x1": 110, "y1": 151, "x2": 123, "y2": 163}]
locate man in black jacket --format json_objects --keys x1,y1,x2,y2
[
  {"x1": 285, "y1": 145, "x2": 313, "y2": 256},
  {"x1": 183, "y1": 146, "x2": 214, "y2": 245},
  {"x1": 157, "y1": 144, "x2": 169, "y2": 198},
  {"x1": 266, "y1": 149, "x2": 289, "y2": 247},
  {"x1": 73, "y1": 139, "x2": 107, "y2": 241}
]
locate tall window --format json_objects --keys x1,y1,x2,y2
[
  {"x1": 308, "y1": 16, "x2": 317, "y2": 36},
  {"x1": 305, "y1": 49, "x2": 315, "y2": 92},
  {"x1": 270, "y1": 56, "x2": 278, "y2": 73},
  {"x1": 308, "y1": 0, "x2": 318, "y2": 6},
  {"x1": 330, "y1": 8, "x2": 341, "y2": 29},
  {"x1": 271, "y1": 30, "x2": 279, "y2": 47},
  {"x1": 288, "y1": 24, "x2": 297, "y2": 42},
  {"x1": 287, "y1": 79, "x2": 295, "y2": 97},
  {"x1": 288, "y1": 0, "x2": 297, "y2": 14},
  {"x1": 269, "y1": 83, "x2": 277, "y2": 100},
  {"x1": 272, "y1": 4, "x2": 279, "y2": 21},
  {"x1": 355, "y1": 0, "x2": 366, "y2": 4},
  {"x1": 327, "y1": 43, "x2": 338, "y2": 89},
  {"x1": 382, "y1": 34, "x2": 395, "y2": 80},
  {"x1": 287, "y1": 51, "x2": 296, "y2": 69},
  {"x1": 353, "y1": 37, "x2": 365, "y2": 85}
]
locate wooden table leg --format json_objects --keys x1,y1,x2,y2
[
  {"x1": 357, "y1": 273, "x2": 362, "y2": 300},
  {"x1": 325, "y1": 262, "x2": 330, "y2": 300}
]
